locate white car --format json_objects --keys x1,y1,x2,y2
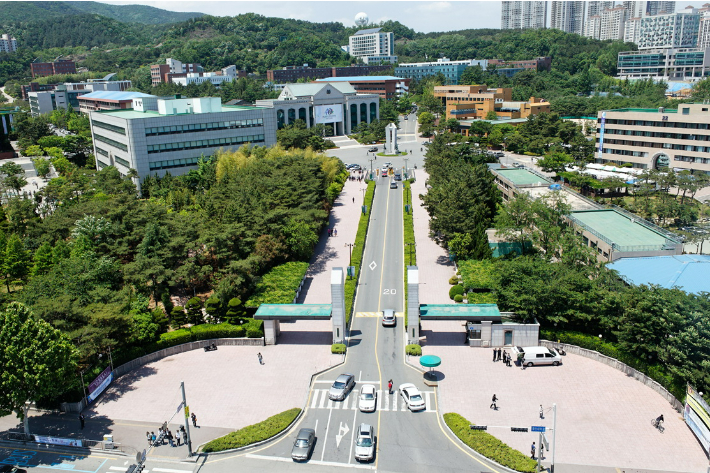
[
  {"x1": 358, "y1": 384, "x2": 377, "y2": 412},
  {"x1": 399, "y1": 383, "x2": 426, "y2": 411}
]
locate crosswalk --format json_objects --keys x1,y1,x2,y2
[
  {"x1": 309, "y1": 388, "x2": 435, "y2": 413},
  {"x1": 355, "y1": 311, "x2": 403, "y2": 318}
]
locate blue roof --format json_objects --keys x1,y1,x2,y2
[
  {"x1": 79, "y1": 91, "x2": 155, "y2": 101},
  {"x1": 608, "y1": 255, "x2": 710, "y2": 294},
  {"x1": 316, "y1": 76, "x2": 404, "y2": 82}
]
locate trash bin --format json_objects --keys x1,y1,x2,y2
[{"x1": 103, "y1": 434, "x2": 114, "y2": 450}]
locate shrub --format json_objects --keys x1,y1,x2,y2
[
  {"x1": 449, "y1": 284, "x2": 464, "y2": 300},
  {"x1": 331, "y1": 343, "x2": 346, "y2": 354},
  {"x1": 202, "y1": 408, "x2": 301, "y2": 452},
  {"x1": 245, "y1": 262, "x2": 309, "y2": 306},
  {"x1": 454, "y1": 294, "x2": 463, "y2": 303},
  {"x1": 458, "y1": 260, "x2": 499, "y2": 291},
  {"x1": 449, "y1": 275, "x2": 459, "y2": 285},
  {"x1": 444, "y1": 413, "x2": 536, "y2": 472},
  {"x1": 406, "y1": 344, "x2": 422, "y2": 356},
  {"x1": 466, "y1": 292, "x2": 498, "y2": 304},
  {"x1": 158, "y1": 329, "x2": 191, "y2": 347}
]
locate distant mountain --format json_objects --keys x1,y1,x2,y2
[{"x1": 0, "y1": 1, "x2": 204, "y2": 25}]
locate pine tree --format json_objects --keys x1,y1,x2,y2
[
  {"x1": 31, "y1": 242, "x2": 54, "y2": 276},
  {"x1": 170, "y1": 306, "x2": 186, "y2": 328},
  {"x1": 225, "y1": 297, "x2": 245, "y2": 325},
  {"x1": 4, "y1": 234, "x2": 30, "y2": 292},
  {"x1": 185, "y1": 297, "x2": 203, "y2": 326}
]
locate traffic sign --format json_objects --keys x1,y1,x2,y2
[
  {"x1": 531, "y1": 425, "x2": 546, "y2": 432},
  {"x1": 184, "y1": 405, "x2": 189, "y2": 418}
]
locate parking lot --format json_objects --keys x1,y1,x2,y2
[{"x1": 417, "y1": 321, "x2": 708, "y2": 472}]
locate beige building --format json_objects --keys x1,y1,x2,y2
[
  {"x1": 596, "y1": 105, "x2": 710, "y2": 174},
  {"x1": 433, "y1": 85, "x2": 550, "y2": 121}
]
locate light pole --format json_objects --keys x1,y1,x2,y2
[
  {"x1": 344, "y1": 243, "x2": 356, "y2": 278},
  {"x1": 369, "y1": 158, "x2": 375, "y2": 180},
  {"x1": 404, "y1": 157, "x2": 409, "y2": 177},
  {"x1": 405, "y1": 242, "x2": 415, "y2": 266},
  {"x1": 361, "y1": 187, "x2": 366, "y2": 202}
]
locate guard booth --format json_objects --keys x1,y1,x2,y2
[
  {"x1": 407, "y1": 267, "x2": 539, "y2": 348},
  {"x1": 253, "y1": 267, "x2": 347, "y2": 345}
]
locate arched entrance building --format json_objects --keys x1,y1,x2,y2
[{"x1": 256, "y1": 82, "x2": 379, "y2": 136}]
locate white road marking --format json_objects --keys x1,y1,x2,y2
[
  {"x1": 308, "y1": 389, "x2": 435, "y2": 412},
  {"x1": 319, "y1": 390, "x2": 327, "y2": 409},
  {"x1": 320, "y1": 406, "x2": 334, "y2": 461},
  {"x1": 369, "y1": 261, "x2": 377, "y2": 270},
  {"x1": 152, "y1": 469, "x2": 194, "y2": 473},
  {"x1": 335, "y1": 421, "x2": 350, "y2": 448},
  {"x1": 109, "y1": 468, "x2": 128, "y2": 471},
  {"x1": 246, "y1": 454, "x2": 376, "y2": 469},
  {"x1": 347, "y1": 407, "x2": 357, "y2": 464}
]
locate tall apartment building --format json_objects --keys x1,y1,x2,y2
[
  {"x1": 30, "y1": 60, "x2": 77, "y2": 78},
  {"x1": 624, "y1": 16, "x2": 642, "y2": 43},
  {"x1": 637, "y1": 11, "x2": 700, "y2": 49},
  {"x1": 588, "y1": 1, "x2": 615, "y2": 18},
  {"x1": 697, "y1": 7, "x2": 710, "y2": 49},
  {"x1": 550, "y1": 1, "x2": 586, "y2": 35},
  {"x1": 347, "y1": 28, "x2": 397, "y2": 64},
  {"x1": 586, "y1": 15, "x2": 603, "y2": 39},
  {"x1": 0, "y1": 34, "x2": 17, "y2": 53},
  {"x1": 622, "y1": 1, "x2": 676, "y2": 18},
  {"x1": 600, "y1": 6, "x2": 628, "y2": 40},
  {"x1": 501, "y1": 1, "x2": 548, "y2": 30}
]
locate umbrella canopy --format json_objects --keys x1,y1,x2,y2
[{"x1": 420, "y1": 355, "x2": 441, "y2": 368}]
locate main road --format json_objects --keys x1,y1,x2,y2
[{"x1": 198, "y1": 168, "x2": 503, "y2": 472}]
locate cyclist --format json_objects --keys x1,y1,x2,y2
[{"x1": 654, "y1": 414, "x2": 664, "y2": 428}]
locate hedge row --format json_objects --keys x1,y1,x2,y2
[
  {"x1": 403, "y1": 179, "x2": 416, "y2": 327},
  {"x1": 444, "y1": 413, "x2": 537, "y2": 473},
  {"x1": 245, "y1": 261, "x2": 309, "y2": 306},
  {"x1": 345, "y1": 180, "x2": 375, "y2": 323},
  {"x1": 202, "y1": 408, "x2": 301, "y2": 452},
  {"x1": 541, "y1": 329, "x2": 685, "y2": 401},
  {"x1": 458, "y1": 260, "x2": 499, "y2": 291}
]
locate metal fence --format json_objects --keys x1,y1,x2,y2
[{"x1": 540, "y1": 340, "x2": 683, "y2": 412}]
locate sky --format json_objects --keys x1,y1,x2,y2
[{"x1": 102, "y1": 0, "x2": 710, "y2": 34}]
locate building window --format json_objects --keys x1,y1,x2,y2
[
  {"x1": 92, "y1": 121, "x2": 126, "y2": 135},
  {"x1": 94, "y1": 134, "x2": 128, "y2": 152},
  {"x1": 146, "y1": 135, "x2": 265, "y2": 153},
  {"x1": 114, "y1": 156, "x2": 130, "y2": 167}
]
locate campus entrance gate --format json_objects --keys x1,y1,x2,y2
[{"x1": 254, "y1": 267, "x2": 346, "y2": 345}]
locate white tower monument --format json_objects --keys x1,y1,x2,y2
[{"x1": 385, "y1": 122, "x2": 398, "y2": 154}]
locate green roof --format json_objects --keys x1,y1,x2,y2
[
  {"x1": 254, "y1": 304, "x2": 332, "y2": 320},
  {"x1": 569, "y1": 209, "x2": 669, "y2": 249},
  {"x1": 419, "y1": 304, "x2": 501, "y2": 321},
  {"x1": 495, "y1": 168, "x2": 551, "y2": 186},
  {"x1": 95, "y1": 104, "x2": 265, "y2": 119}
]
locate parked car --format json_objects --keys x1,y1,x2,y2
[
  {"x1": 358, "y1": 384, "x2": 377, "y2": 412},
  {"x1": 511, "y1": 346, "x2": 562, "y2": 367},
  {"x1": 291, "y1": 428, "x2": 316, "y2": 461},
  {"x1": 382, "y1": 309, "x2": 396, "y2": 326},
  {"x1": 350, "y1": 164, "x2": 362, "y2": 171},
  {"x1": 494, "y1": 151, "x2": 505, "y2": 158},
  {"x1": 368, "y1": 147, "x2": 378, "y2": 152},
  {"x1": 399, "y1": 383, "x2": 426, "y2": 411},
  {"x1": 329, "y1": 373, "x2": 355, "y2": 400},
  {"x1": 404, "y1": 116, "x2": 408, "y2": 120},
  {"x1": 354, "y1": 423, "x2": 376, "y2": 462}
]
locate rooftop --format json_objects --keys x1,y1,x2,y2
[
  {"x1": 95, "y1": 104, "x2": 263, "y2": 119},
  {"x1": 494, "y1": 168, "x2": 551, "y2": 186},
  {"x1": 254, "y1": 304, "x2": 332, "y2": 320},
  {"x1": 419, "y1": 304, "x2": 502, "y2": 321},
  {"x1": 78, "y1": 91, "x2": 154, "y2": 101},
  {"x1": 608, "y1": 255, "x2": 710, "y2": 294},
  {"x1": 569, "y1": 209, "x2": 671, "y2": 249},
  {"x1": 316, "y1": 76, "x2": 405, "y2": 82},
  {"x1": 353, "y1": 27, "x2": 383, "y2": 35},
  {"x1": 604, "y1": 108, "x2": 678, "y2": 113},
  {"x1": 459, "y1": 118, "x2": 529, "y2": 126}
]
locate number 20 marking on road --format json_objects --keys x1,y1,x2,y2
[{"x1": 383, "y1": 289, "x2": 396, "y2": 295}]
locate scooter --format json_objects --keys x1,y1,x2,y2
[{"x1": 557, "y1": 346, "x2": 566, "y2": 356}]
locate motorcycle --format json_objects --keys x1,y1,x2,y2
[{"x1": 557, "y1": 346, "x2": 566, "y2": 356}]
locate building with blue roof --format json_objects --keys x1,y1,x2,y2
[
  {"x1": 78, "y1": 91, "x2": 155, "y2": 114},
  {"x1": 608, "y1": 255, "x2": 710, "y2": 294},
  {"x1": 315, "y1": 76, "x2": 410, "y2": 100}
]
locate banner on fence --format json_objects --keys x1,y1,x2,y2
[
  {"x1": 34, "y1": 435, "x2": 83, "y2": 447},
  {"x1": 87, "y1": 366, "x2": 113, "y2": 404},
  {"x1": 684, "y1": 384, "x2": 710, "y2": 454}
]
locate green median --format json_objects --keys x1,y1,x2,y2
[
  {"x1": 201, "y1": 408, "x2": 301, "y2": 452},
  {"x1": 444, "y1": 413, "x2": 537, "y2": 473},
  {"x1": 403, "y1": 179, "x2": 417, "y2": 328},
  {"x1": 345, "y1": 180, "x2": 375, "y2": 323}
]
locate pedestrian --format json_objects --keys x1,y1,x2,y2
[
  {"x1": 352, "y1": 197, "x2": 355, "y2": 203},
  {"x1": 540, "y1": 404, "x2": 544, "y2": 419},
  {"x1": 257, "y1": 352, "x2": 263, "y2": 365},
  {"x1": 191, "y1": 412, "x2": 197, "y2": 428},
  {"x1": 492, "y1": 348, "x2": 496, "y2": 362},
  {"x1": 531, "y1": 441, "x2": 536, "y2": 459},
  {"x1": 167, "y1": 430, "x2": 174, "y2": 447},
  {"x1": 517, "y1": 352, "x2": 524, "y2": 368},
  {"x1": 497, "y1": 348, "x2": 502, "y2": 361},
  {"x1": 176, "y1": 429, "x2": 181, "y2": 446},
  {"x1": 79, "y1": 413, "x2": 85, "y2": 429},
  {"x1": 490, "y1": 394, "x2": 498, "y2": 410},
  {"x1": 334, "y1": 228, "x2": 337, "y2": 237},
  {"x1": 328, "y1": 228, "x2": 332, "y2": 237},
  {"x1": 151, "y1": 432, "x2": 156, "y2": 445},
  {"x1": 146, "y1": 431, "x2": 152, "y2": 447},
  {"x1": 388, "y1": 379, "x2": 393, "y2": 394}
]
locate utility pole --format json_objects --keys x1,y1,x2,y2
[
  {"x1": 403, "y1": 157, "x2": 409, "y2": 177},
  {"x1": 181, "y1": 382, "x2": 193, "y2": 457},
  {"x1": 369, "y1": 158, "x2": 375, "y2": 180},
  {"x1": 551, "y1": 403, "x2": 557, "y2": 473}
]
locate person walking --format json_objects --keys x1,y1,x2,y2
[
  {"x1": 497, "y1": 348, "x2": 502, "y2": 361},
  {"x1": 146, "y1": 431, "x2": 152, "y2": 447},
  {"x1": 540, "y1": 404, "x2": 544, "y2": 419},
  {"x1": 492, "y1": 348, "x2": 496, "y2": 362},
  {"x1": 167, "y1": 430, "x2": 174, "y2": 447},
  {"x1": 191, "y1": 413, "x2": 197, "y2": 428},
  {"x1": 531, "y1": 441, "x2": 536, "y2": 459},
  {"x1": 151, "y1": 432, "x2": 156, "y2": 446},
  {"x1": 176, "y1": 429, "x2": 181, "y2": 447},
  {"x1": 334, "y1": 228, "x2": 337, "y2": 237},
  {"x1": 388, "y1": 379, "x2": 393, "y2": 395},
  {"x1": 490, "y1": 394, "x2": 498, "y2": 410},
  {"x1": 257, "y1": 352, "x2": 263, "y2": 365},
  {"x1": 79, "y1": 414, "x2": 85, "y2": 430},
  {"x1": 352, "y1": 197, "x2": 355, "y2": 203}
]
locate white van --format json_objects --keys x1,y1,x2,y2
[{"x1": 511, "y1": 346, "x2": 562, "y2": 367}]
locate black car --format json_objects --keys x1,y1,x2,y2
[
  {"x1": 1, "y1": 466, "x2": 28, "y2": 473},
  {"x1": 368, "y1": 147, "x2": 378, "y2": 152}
]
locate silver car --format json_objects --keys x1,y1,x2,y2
[
  {"x1": 358, "y1": 384, "x2": 377, "y2": 412},
  {"x1": 329, "y1": 373, "x2": 355, "y2": 400},
  {"x1": 354, "y1": 423, "x2": 375, "y2": 462},
  {"x1": 382, "y1": 309, "x2": 396, "y2": 326},
  {"x1": 291, "y1": 428, "x2": 315, "y2": 461}
]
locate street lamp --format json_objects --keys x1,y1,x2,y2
[
  {"x1": 344, "y1": 243, "x2": 356, "y2": 278},
  {"x1": 405, "y1": 242, "x2": 415, "y2": 266}
]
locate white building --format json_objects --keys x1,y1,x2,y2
[
  {"x1": 166, "y1": 58, "x2": 202, "y2": 74},
  {"x1": 348, "y1": 28, "x2": 396, "y2": 64},
  {"x1": 698, "y1": 9, "x2": 710, "y2": 49},
  {"x1": 622, "y1": 1, "x2": 676, "y2": 18},
  {"x1": 28, "y1": 79, "x2": 132, "y2": 116},
  {"x1": 624, "y1": 16, "x2": 642, "y2": 43},
  {"x1": 550, "y1": 1, "x2": 585, "y2": 35},
  {"x1": 0, "y1": 34, "x2": 17, "y2": 53},
  {"x1": 587, "y1": 1, "x2": 615, "y2": 18},
  {"x1": 89, "y1": 96, "x2": 276, "y2": 186},
  {"x1": 501, "y1": 1, "x2": 548, "y2": 29},
  {"x1": 600, "y1": 5, "x2": 627, "y2": 40},
  {"x1": 172, "y1": 67, "x2": 240, "y2": 87},
  {"x1": 638, "y1": 11, "x2": 700, "y2": 49},
  {"x1": 585, "y1": 15, "x2": 603, "y2": 38}
]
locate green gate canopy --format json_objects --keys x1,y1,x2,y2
[{"x1": 420, "y1": 355, "x2": 441, "y2": 368}]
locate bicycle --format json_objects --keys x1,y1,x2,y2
[{"x1": 652, "y1": 418, "x2": 665, "y2": 433}]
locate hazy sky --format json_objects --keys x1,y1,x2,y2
[{"x1": 102, "y1": 0, "x2": 710, "y2": 34}]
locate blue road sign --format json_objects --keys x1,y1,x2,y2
[{"x1": 531, "y1": 426, "x2": 546, "y2": 432}]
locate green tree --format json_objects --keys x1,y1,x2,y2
[
  {"x1": 0, "y1": 162, "x2": 27, "y2": 194},
  {"x1": 4, "y1": 233, "x2": 30, "y2": 291},
  {"x1": 204, "y1": 296, "x2": 223, "y2": 322},
  {"x1": 170, "y1": 306, "x2": 186, "y2": 328},
  {"x1": 485, "y1": 110, "x2": 498, "y2": 121},
  {"x1": 283, "y1": 219, "x2": 318, "y2": 261},
  {"x1": 31, "y1": 241, "x2": 54, "y2": 276},
  {"x1": 185, "y1": 297, "x2": 204, "y2": 325},
  {"x1": 0, "y1": 302, "x2": 78, "y2": 435},
  {"x1": 225, "y1": 297, "x2": 246, "y2": 325},
  {"x1": 418, "y1": 111, "x2": 434, "y2": 137},
  {"x1": 32, "y1": 158, "x2": 52, "y2": 179},
  {"x1": 537, "y1": 151, "x2": 574, "y2": 174}
]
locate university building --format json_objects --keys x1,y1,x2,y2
[
  {"x1": 30, "y1": 60, "x2": 77, "y2": 78},
  {"x1": 596, "y1": 104, "x2": 710, "y2": 175},
  {"x1": 315, "y1": 76, "x2": 410, "y2": 100},
  {"x1": 433, "y1": 85, "x2": 550, "y2": 121}
]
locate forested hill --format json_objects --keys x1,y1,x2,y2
[{"x1": 0, "y1": 1, "x2": 203, "y2": 25}]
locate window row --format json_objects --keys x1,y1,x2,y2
[
  {"x1": 146, "y1": 135, "x2": 265, "y2": 154},
  {"x1": 601, "y1": 119, "x2": 710, "y2": 129},
  {"x1": 96, "y1": 147, "x2": 108, "y2": 157},
  {"x1": 145, "y1": 119, "x2": 263, "y2": 136},
  {"x1": 149, "y1": 156, "x2": 200, "y2": 171},
  {"x1": 600, "y1": 148, "x2": 647, "y2": 157},
  {"x1": 94, "y1": 134, "x2": 128, "y2": 152},
  {"x1": 115, "y1": 156, "x2": 130, "y2": 168},
  {"x1": 601, "y1": 138, "x2": 710, "y2": 152},
  {"x1": 93, "y1": 121, "x2": 126, "y2": 135},
  {"x1": 97, "y1": 158, "x2": 109, "y2": 169},
  {"x1": 601, "y1": 128, "x2": 710, "y2": 140},
  {"x1": 674, "y1": 155, "x2": 710, "y2": 164}
]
